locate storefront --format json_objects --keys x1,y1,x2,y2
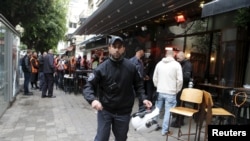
[
  {"x1": 0, "y1": 14, "x2": 21, "y2": 117},
  {"x1": 74, "y1": 0, "x2": 250, "y2": 88}
]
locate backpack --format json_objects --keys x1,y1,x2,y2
[{"x1": 21, "y1": 55, "x2": 28, "y2": 72}]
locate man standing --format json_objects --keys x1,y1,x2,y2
[
  {"x1": 38, "y1": 52, "x2": 47, "y2": 91},
  {"x1": 83, "y1": 35, "x2": 152, "y2": 141},
  {"x1": 22, "y1": 49, "x2": 33, "y2": 95},
  {"x1": 129, "y1": 45, "x2": 146, "y2": 111},
  {"x1": 153, "y1": 49, "x2": 183, "y2": 136},
  {"x1": 171, "y1": 51, "x2": 193, "y2": 127},
  {"x1": 42, "y1": 49, "x2": 55, "y2": 98}
]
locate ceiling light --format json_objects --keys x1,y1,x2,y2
[
  {"x1": 129, "y1": 0, "x2": 133, "y2": 5},
  {"x1": 175, "y1": 14, "x2": 186, "y2": 23},
  {"x1": 162, "y1": 2, "x2": 166, "y2": 7}
]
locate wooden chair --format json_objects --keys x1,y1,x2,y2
[
  {"x1": 197, "y1": 90, "x2": 236, "y2": 141},
  {"x1": 166, "y1": 88, "x2": 204, "y2": 141}
]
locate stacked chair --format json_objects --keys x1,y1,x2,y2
[{"x1": 197, "y1": 90, "x2": 236, "y2": 141}]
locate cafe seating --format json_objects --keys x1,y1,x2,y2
[
  {"x1": 63, "y1": 74, "x2": 74, "y2": 93},
  {"x1": 197, "y1": 90, "x2": 235, "y2": 141},
  {"x1": 166, "y1": 88, "x2": 204, "y2": 141},
  {"x1": 230, "y1": 91, "x2": 249, "y2": 125}
]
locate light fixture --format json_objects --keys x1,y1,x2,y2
[
  {"x1": 129, "y1": 0, "x2": 133, "y2": 5},
  {"x1": 165, "y1": 47, "x2": 173, "y2": 51},
  {"x1": 175, "y1": 14, "x2": 186, "y2": 23},
  {"x1": 162, "y1": 2, "x2": 166, "y2": 7}
]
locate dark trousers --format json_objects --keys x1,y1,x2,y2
[
  {"x1": 39, "y1": 72, "x2": 45, "y2": 91},
  {"x1": 23, "y1": 72, "x2": 31, "y2": 93},
  {"x1": 42, "y1": 73, "x2": 54, "y2": 97},
  {"x1": 95, "y1": 110, "x2": 130, "y2": 141}
]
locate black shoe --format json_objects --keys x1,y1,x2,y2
[
  {"x1": 48, "y1": 96, "x2": 56, "y2": 98},
  {"x1": 24, "y1": 92, "x2": 33, "y2": 96},
  {"x1": 171, "y1": 122, "x2": 180, "y2": 128},
  {"x1": 41, "y1": 95, "x2": 47, "y2": 98},
  {"x1": 155, "y1": 125, "x2": 162, "y2": 131}
]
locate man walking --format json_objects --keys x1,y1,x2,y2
[
  {"x1": 153, "y1": 49, "x2": 183, "y2": 136},
  {"x1": 83, "y1": 35, "x2": 152, "y2": 141}
]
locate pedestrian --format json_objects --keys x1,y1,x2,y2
[
  {"x1": 30, "y1": 51, "x2": 39, "y2": 89},
  {"x1": 171, "y1": 51, "x2": 193, "y2": 127},
  {"x1": 129, "y1": 45, "x2": 146, "y2": 112},
  {"x1": 42, "y1": 49, "x2": 56, "y2": 98},
  {"x1": 90, "y1": 54, "x2": 99, "y2": 69},
  {"x1": 152, "y1": 49, "x2": 183, "y2": 136},
  {"x1": 38, "y1": 52, "x2": 47, "y2": 91},
  {"x1": 144, "y1": 53, "x2": 158, "y2": 107},
  {"x1": 83, "y1": 35, "x2": 152, "y2": 141},
  {"x1": 56, "y1": 55, "x2": 66, "y2": 89},
  {"x1": 21, "y1": 49, "x2": 33, "y2": 95}
]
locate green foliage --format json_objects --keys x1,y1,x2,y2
[
  {"x1": 0, "y1": 0, "x2": 69, "y2": 53},
  {"x1": 234, "y1": 7, "x2": 250, "y2": 28}
]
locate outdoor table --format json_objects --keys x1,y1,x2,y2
[
  {"x1": 63, "y1": 74, "x2": 74, "y2": 93},
  {"x1": 231, "y1": 87, "x2": 250, "y2": 124},
  {"x1": 198, "y1": 83, "x2": 233, "y2": 109},
  {"x1": 74, "y1": 69, "x2": 92, "y2": 93}
]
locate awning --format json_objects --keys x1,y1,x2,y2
[
  {"x1": 202, "y1": 0, "x2": 250, "y2": 18},
  {"x1": 77, "y1": 35, "x2": 106, "y2": 47},
  {"x1": 60, "y1": 46, "x2": 75, "y2": 52},
  {"x1": 73, "y1": 0, "x2": 197, "y2": 35}
]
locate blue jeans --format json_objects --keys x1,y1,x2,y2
[
  {"x1": 23, "y1": 72, "x2": 31, "y2": 93},
  {"x1": 156, "y1": 93, "x2": 177, "y2": 135},
  {"x1": 95, "y1": 110, "x2": 130, "y2": 141}
]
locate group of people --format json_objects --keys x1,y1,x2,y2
[
  {"x1": 22, "y1": 49, "x2": 56, "y2": 98},
  {"x1": 83, "y1": 35, "x2": 193, "y2": 141}
]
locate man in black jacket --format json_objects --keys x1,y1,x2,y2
[
  {"x1": 42, "y1": 49, "x2": 55, "y2": 98},
  {"x1": 83, "y1": 35, "x2": 152, "y2": 141},
  {"x1": 171, "y1": 51, "x2": 193, "y2": 127},
  {"x1": 22, "y1": 49, "x2": 33, "y2": 95}
]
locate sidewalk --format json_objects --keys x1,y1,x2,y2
[{"x1": 0, "y1": 87, "x2": 202, "y2": 141}]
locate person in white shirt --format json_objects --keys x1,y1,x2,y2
[{"x1": 153, "y1": 49, "x2": 183, "y2": 136}]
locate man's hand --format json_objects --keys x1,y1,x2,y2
[
  {"x1": 143, "y1": 100, "x2": 152, "y2": 109},
  {"x1": 91, "y1": 100, "x2": 103, "y2": 111}
]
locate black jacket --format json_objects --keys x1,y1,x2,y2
[
  {"x1": 22, "y1": 55, "x2": 31, "y2": 73},
  {"x1": 43, "y1": 53, "x2": 54, "y2": 73},
  {"x1": 83, "y1": 57, "x2": 147, "y2": 115},
  {"x1": 180, "y1": 59, "x2": 192, "y2": 88}
]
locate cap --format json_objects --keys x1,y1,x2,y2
[
  {"x1": 135, "y1": 46, "x2": 145, "y2": 52},
  {"x1": 108, "y1": 35, "x2": 123, "y2": 45}
]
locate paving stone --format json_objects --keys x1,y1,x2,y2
[{"x1": 0, "y1": 86, "x2": 202, "y2": 141}]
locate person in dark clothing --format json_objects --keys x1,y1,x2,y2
[
  {"x1": 42, "y1": 49, "x2": 55, "y2": 98},
  {"x1": 171, "y1": 51, "x2": 193, "y2": 128},
  {"x1": 144, "y1": 54, "x2": 158, "y2": 106},
  {"x1": 38, "y1": 52, "x2": 47, "y2": 91},
  {"x1": 83, "y1": 35, "x2": 152, "y2": 141},
  {"x1": 22, "y1": 49, "x2": 33, "y2": 95},
  {"x1": 129, "y1": 45, "x2": 146, "y2": 112}
]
